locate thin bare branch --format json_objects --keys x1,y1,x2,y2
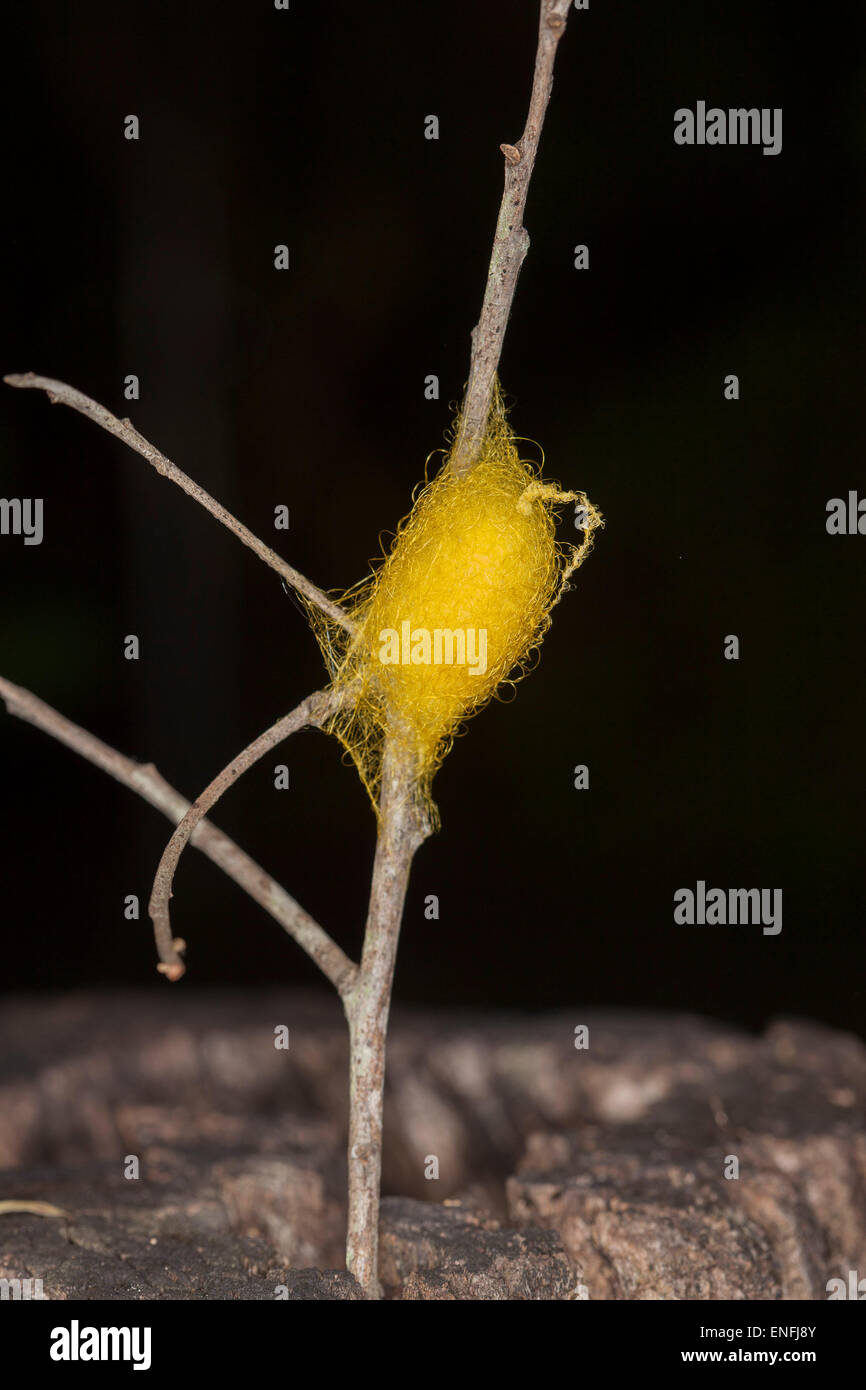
[
  {"x1": 0, "y1": 1200, "x2": 68, "y2": 1219},
  {"x1": 449, "y1": 0, "x2": 573, "y2": 476},
  {"x1": 343, "y1": 735, "x2": 432, "y2": 1296},
  {"x1": 148, "y1": 686, "x2": 348, "y2": 981},
  {"x1": 4, "y1": 372, "x2": 355, "y2": 635},
  {"x1": 338, "y1": 0, "x2": 574, "y2": 1294},
  {"x1": 0, "y1": 674, "x2": 358, "y2": 996}
]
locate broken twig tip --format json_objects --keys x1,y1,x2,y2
[{"x1": 157, "y1": 961, "x2": 186, "y2": 982}]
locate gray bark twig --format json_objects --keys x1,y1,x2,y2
[
  {"x1": 335, "y1": 0, "x2": 574, "y2": 1296},
  {"x1": 3, "y1": 372, "x2": 355, "y2": 635},
  {"x1": 333, "y1": 0, "x2": 574, "y2": 1295},
  {"x1": 342, "y1": 735, "x2": 431, "y2": 1296},
  {"x1": 449, "y1": 0, "x2": 573, "y2": 476},
  {"x1": 0, "y1": 674, "x2": 357, "y2": 995}
]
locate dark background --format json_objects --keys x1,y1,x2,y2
[{"x1": 2, "y1": 1, "x2": 864, "y2": 1036}]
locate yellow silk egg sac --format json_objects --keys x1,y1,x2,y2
[{"x1": 304, "y1": 381, "x2": 603, "y2": 825}]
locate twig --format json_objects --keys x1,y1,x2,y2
[
  {"x1": 3, "y1": 372, "x2": 355, "y2": 635},
  {"x1": 337, "y1": 0, "x2": 574, "y2": 1296},
  {"x1": 0, "y1": 1200, "x2": 68, "y2": 1219},
  {"x1": 449, "y1": 0, "x2": 573, "y2": 476},
  {"x1": 342, "y1": 734, "x2": 432, "y2": 1297},
  {"x1": 0, "y1": 674, "x2": 358, "y2": 995},
  {"x1": 148, "y1": 686, "x2": 347, "y2": 981}
]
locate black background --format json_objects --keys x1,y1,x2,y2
[{"x1": 2, "y1": 1, "x2": 864, "y2": 1037}]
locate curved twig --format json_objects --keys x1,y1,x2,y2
[
  {"x1": 149, "y1": 686, "x2": 348, "y2": 980},
  {"x1": 0, "y1": 674, "x2": 358, "y2": 995},
  {"x1": 0, "y1": 1200, "x2": 69, "y2": 1219},
  {"x1": 4, "y1": 372, "x2": 355, "y2": 635}
]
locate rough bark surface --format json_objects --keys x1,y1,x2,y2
[
  {"x1": 379, "y1": 1197, "x2": 586, "y2": 1300},
  {"x1": 0, "y1": 992, "x2": 863, "y2": 1300}
]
